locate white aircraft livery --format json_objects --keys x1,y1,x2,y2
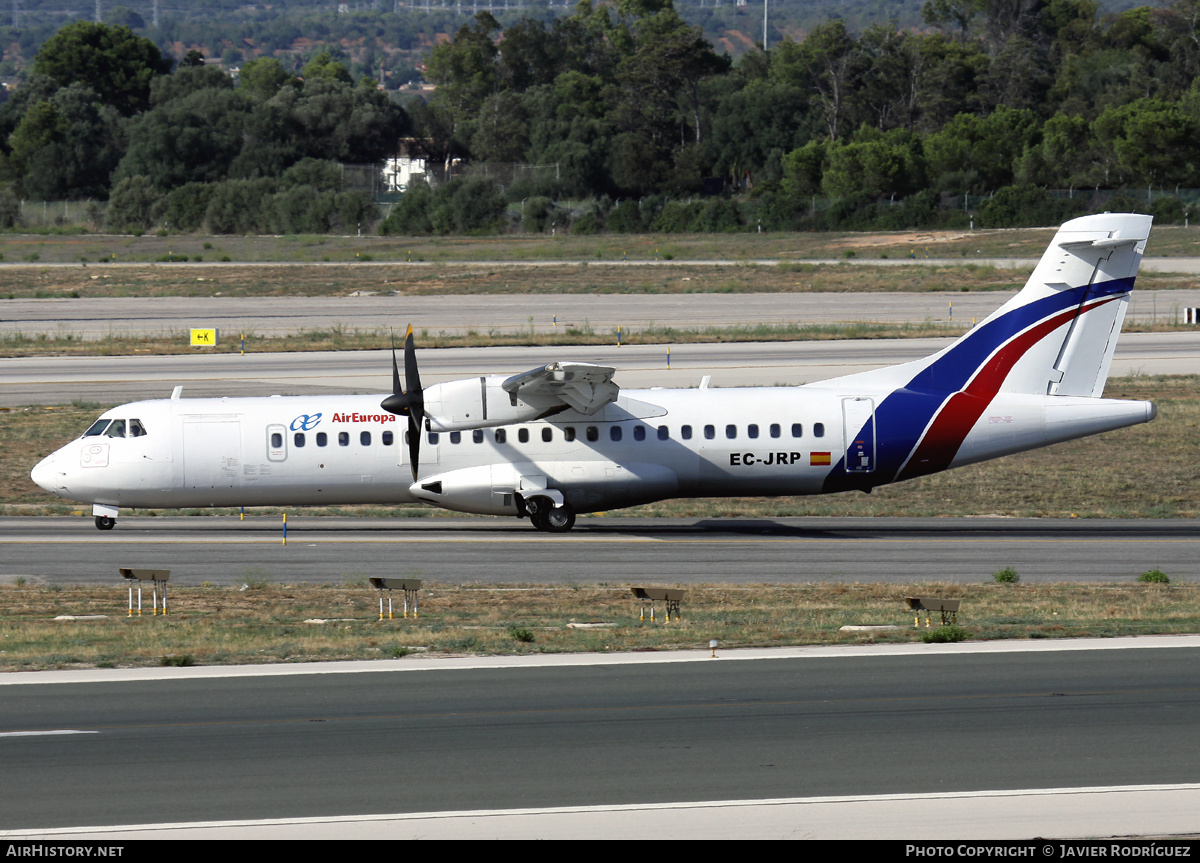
[{"x1": 31, "y1": 213, "x2": 1157, "y2": 532}]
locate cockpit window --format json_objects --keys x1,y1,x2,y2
[
  {"x1": 128, "y1": 419, "x2": 147, "y2": 437},
  {"x1": 104, "y1": 419, "x2": 126, "y2": 438},
  {"x1": 82, "y1": 419, "x2": 111, "y2": 437}
]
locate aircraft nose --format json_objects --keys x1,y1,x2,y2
[{"x1": 30, "y1": 454, "x2": 62, "y2": 493}]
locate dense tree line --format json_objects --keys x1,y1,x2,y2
[
  {"x1": 6, "y1": 2, "x2": 1200, "y2": 235},
  {"x1": 0, "y1": 21, "x2": 408, "y2": 232},
  {"x1": 387, "y1": 0, "x2": 1200, "y2": 233}
]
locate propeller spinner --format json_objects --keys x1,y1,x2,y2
[{"x1": 380, "y1": 325, "x2": 424, "y2": 480}]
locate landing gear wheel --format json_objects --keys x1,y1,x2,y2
[
  {"x1": 526, "y1": 497, "x2": 575, "y2": 532},
  {"x1": 543, "y1": 504, "x2": 575, "y2": 533},
  {"x1": 94, "y1": 515, "x2": 115, "y2": 531}
]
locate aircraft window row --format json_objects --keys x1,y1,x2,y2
[
  {"x1": 286, "y1": 431, "x2": 396, "y2": 448},
  {"x1": 83, "y1": 418, "x2": 148, "y2": 438},
  {"x1": 410, "y1": 422, "x2": 826, "y2": 445}
]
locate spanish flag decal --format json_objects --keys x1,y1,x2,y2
[{"x1": 811, "y1": 452, "x2": 831, "y2": 466}]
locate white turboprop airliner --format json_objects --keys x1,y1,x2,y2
[{"x1": 32, "y1": 213, "x2": 1157, "y2": 532}]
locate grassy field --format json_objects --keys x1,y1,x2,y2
[
  {"x1": 2, "y1": 224, "x2": 1200, "y2": 264},
  {"x1": 2, "y1": 260, "x2": 1050, "y2": 301},
  {"x1": 1, "y1": 580, "x2": 1195, "y2": 671},
  {"x1": 3, "y1": 375, "x2": 1198, "y2": 519}
]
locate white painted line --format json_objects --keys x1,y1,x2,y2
[
  {"x1": 7, "y1": 783, "x2": 1200, "y2": 840},
  {"x1": 3, "y1": 634, "x2": 1200, "y2": 686},
  {"x1": 0, "y1": 730, "x2": 98, "y2": 738}
]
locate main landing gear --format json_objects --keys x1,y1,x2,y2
[
  {"x1": 95, "y1": 515, "x2": 116, "y2": 530},
  {"x1": 524, "y1": 496, "x2": 576, "y2": 533}
]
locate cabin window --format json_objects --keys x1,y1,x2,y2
[
  {"x1": 791, "y1": 423, "x2": 803, "y2": 438},
  {"x1": 518, "y1": 428, "x2": 530, "y2": 443},
  {"x1": 495, "y1": 429, "x2": 506, "y2": 444},
  {"x1": 361, "y1": 431, "x2": 372, "y2": 446},
  {"x1": 317, "y1": 432, "x2": 328, "y2": 447},
  {"x1": 748, "y1": 424, "x2": 759, "y2": 439},
  {"x1": 339, "y1": 432, "x2": 350, "y2": 447},
  {"x1": 449, "y1": 431, "x2": 460, "y2": 444},
  {"x1": 294, "y1": 432, "x2": 305, "y2": 447},
  {"x1": 542, "y1": 427, "x2": 553, "y2": 442},
  {"x1": 473, "y1": 429, "x2": 484, "y2": 443},
  {"x1": 383, "y1": 431, "x2": 394, "y2": 446},
  {"x1": 267, "y1": 424, "x2": 287, "y2": 461},
  {"x1": 704, "y1": 424, "x2": 715, "y2": 440},
  {"x1": 657, "y1": 425, "x2": 669, "y2": 441},
  {"x1": 814, "y1": 423, "x2": 825, "y2": 437},
  {"x1": 427, "y1": 432, "x2": 439, "y2": 444},
  {"x1": 681, "y1": 425, "x2": 692, "y2": 440},
  {"x1": 725, "y1": 424, "x2": 737, "y2": 439},
  {"x1": 564, "y1": 426, "x2": 576, "y2": 442},
  {"x1": 633, "y1": 425, "x2": 646, "y2": 441},
  {"x1": 105, "y1": 420, "x2": 126, "y2": 438},
  {"x1": 128, "y1": 419, "x2": 147, "y2": 437},
  {"x1": 610, "y1": 426, "x2": 622, "y2": 442},
  {"x1": 770, "y1": 424, "x2": 781, "y2": 438},
  {"x1": 586, "y1": 426, "x2": 599, "y2": 442}
]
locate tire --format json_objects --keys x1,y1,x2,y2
[
  {"x1": 95, "y1": 515, "x2": 115, "y2": 531},
  {"x1": 543, "y1": 504, "x2": 575, "y2": 533}
]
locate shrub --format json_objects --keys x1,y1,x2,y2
[
  {"x1": 993, "y1": 567, "x2": 1020, "y2": 584},
  {"x1": 379, "y1": 182, "x2": 434, "y2": 235},
  {"x1": 106, "y1": 175, "x2": 160, "y2": 233},
  {"x1": 1138, "y1": 569, "x2": 1170, "y2": 584},
  {"x1": 921, "y1": 625, "x2": 970, "y2": 643},
  {"x1": 508, "y1": 625, "x2": 535, "y2": 643}
]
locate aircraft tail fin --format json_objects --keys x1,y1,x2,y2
[{"x1": 895, "y1": 213, "x2": 1152, "y2": 400}]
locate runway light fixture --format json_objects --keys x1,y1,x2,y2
[{"x1": 120, "y1": 568, "x2": 170, "y2": 616}]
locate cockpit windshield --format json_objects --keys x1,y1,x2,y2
[{"x1": 81, "y1": 418, "x2": 148, "y2": 438}]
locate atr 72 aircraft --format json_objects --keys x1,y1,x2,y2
[{"x1": 32, "y1": 213, "x2": 1157, "y2": 532}]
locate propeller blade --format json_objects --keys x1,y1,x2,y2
[
  {"x1": 403, "y1": 324, "x2": 423, "y2": 424},
  {"x1": 377, "y1": 325, "x2": 425, "y2": 481},
  {"x1": 381, "y1": 331, "x2": 410, "y2": 415},
  {"x1": 407, "y1": 414, "x2": 421, "y2": 482},
  {"x1": 391, "y1": 332, "x2": 401, "y2": 397}
]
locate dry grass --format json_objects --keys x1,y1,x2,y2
[{"x1": 2, "y1": 580, "x2": 1196, "y2": 671}]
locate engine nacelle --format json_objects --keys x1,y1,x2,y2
[
  {"x1": 423, "y1": 377, "x2": 557, "y2": 432},
  {"x1": 409, "y1": 461, "x2": 679, "y2": 516},
  {"x1": 408, "y1": 463, "x2": 523, "y2": 515}
]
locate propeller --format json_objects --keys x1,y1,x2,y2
[{"x1": 380, "y1": 325, "x2": 424, "y2": 480}]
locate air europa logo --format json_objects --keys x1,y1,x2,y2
[
  {"x1": 290, "y1": 414, "x2": 322, "y2": 431},
  {"x1": 331, "y1": 412, "x2": 397, "y2": 423}
]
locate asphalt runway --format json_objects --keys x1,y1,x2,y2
[
  {"x1": 2, "y1": 516, "x2": 1196, "y2": 586},
  {"x1": 3, "y1": 331, "x2": 1199, "y2": 407},
  {"x1": 4, "y1": 640, "x2": 1200, "y2": 838},
  {"x1": 4, "y1": 285, "x2": 1200, "y2": 342}
]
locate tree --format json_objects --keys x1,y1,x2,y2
[
  {"x1": 239, "y1": 57, "x2": 294, "y2": 101},
  {"x1": 32, "y1": 21, "x2": 172, "y2": 116}
]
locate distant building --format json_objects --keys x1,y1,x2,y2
[{"x1": 384, "y1": 156, "x2": 427, "y2": 193}]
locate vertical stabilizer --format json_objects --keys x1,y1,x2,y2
[{"x1": 990, "y1": 212, "x2": 1152, "y2": 397}]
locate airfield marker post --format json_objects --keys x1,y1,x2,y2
[
  {"x1": 370, "y1": 579, "x2": 422, "y2": 620},
  {"x1": 120, "y1": 569, "x2": 170, "y2": 617},
  {"x1": 632, "y1": 587, "x2": 684, "y2": 623}
]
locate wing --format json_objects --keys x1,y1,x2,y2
[{"x1": 501, "y1": 362, "x2": 619, "y2": 415}]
